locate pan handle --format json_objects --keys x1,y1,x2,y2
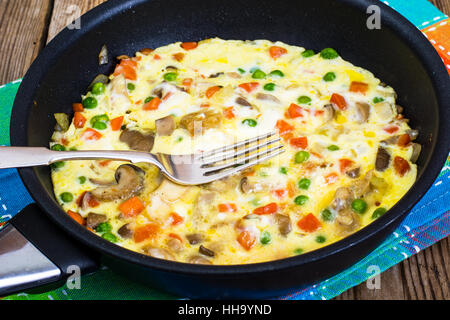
[{"x1": 0, "y1": 204, "x2": 99, "y2": 296}]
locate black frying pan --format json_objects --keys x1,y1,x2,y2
[{"x1": 2, "y1": 0, "x2": 449, "y2": 298}]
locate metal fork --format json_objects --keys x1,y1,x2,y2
[{"x1": 0, "y1": 132, "x2": 284, "y2": 185}]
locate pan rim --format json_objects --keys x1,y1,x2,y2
[{"x1": 10, "y1": 0, "x2": 450, "y2": 277}]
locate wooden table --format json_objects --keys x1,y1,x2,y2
[{"x1": 0, "y1": 0, "x2": 448, "y2": 300}]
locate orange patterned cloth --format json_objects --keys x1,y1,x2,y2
[{"x1": 422, "y1": 18, "x2": 450, "y2": 74}]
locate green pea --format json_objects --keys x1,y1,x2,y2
[
  {"x1": 315, "y1": 235, "x2": 327, "y2": 243},
  {"x1": 373, "y1": 97, "x2": 384, "y2": 104},
  {"x1": 264, "y1": 83, "x2": 276, "y2": 91},
  {"x1": 372, "y1": 207, "x2": 387, "y2": 219},
  {"x1": 279, "y1": 167, "x2": 288, "y2": 175},
  {"x1": 50, "y1": 144, "x2": 66, "y2": 151},
  {"x1": 237, "y1": 68, "x2": 246, "y2": 74},
  {"x1": 96, "y1": 222, "x2": 112, "y2": 233},
  {"x1": 92, "y1": 121, "x2": 107, "y2": 130},
  {"x1": 176, "y1": 136, "x2": 183, "y2": 143},
  {"x1": 78, "y1": 176, "x2": 86, "y2": 184},
  {"x1": 102, "y1": 232, "x2": 118, "y2": 243},
  {"x1": 327, "y1": 145, "x2": 340, "y2": 151},
  {"x1": 252, "y1": 69, "x2": 266, "y2": 79},
  {"x1": 90, "y1": 114, "x2": 109, "y2": 126},
  {"x1": 301, "y1": 49, "x2": 315, "y2": 58},
  {"x1": 163, "y1": 72, "x2": 177, "y2": 81},
  {"x1": 127, "y1": 83, "x2": 136, "y2": 91},
  {"x1": 82, "y1": 97, "x2": 98, "y2": 109},
  {"x1": 320, "y1": 48, "x2": 339, "y2": 59},
  {"x1": 294, "y1": 151, "x2": 310, "y2": 164},
  {"x1": 351, "y1": 199, "x2": 368, "y2": 214},
  {"x1": 294, "y1": 195, "x2": 309, "y2": 205},
  {"x1": 242, "y1": 119, "x2": 257, "y2": 127},
  {"x1": 250, "y1": 198, "x2": 262, "y2": 206},
  {"x1": 298, "y1": 178, "x2": 311, "y2": 190},
  {"x1": 297, "y1": 95, "x2": 312, "y2": 104},
  {"x1": 50, "y1": 161, "x2": 65, "y2": 169},
  {"x1": 145, "y1": 96, "x2": 154, "y2": 103},
  {"x1": 60, "y1": 192, "x2": 73, "y2": 203},
  {"x1": 69, "y1": 147, "x2": 78, "y2": 151},
  {"x1": 260, "y1": 231, "x2": 272, "y2": 245},
  {"x1": 91, "y1": 82, "x2": 105, "y2": 95},
  {"x1": 269, "y1": 70, "x2": 284, "y2": 77},
  {"x1": 321, "y1": 209, "x2": 334, "y2": 222},
  {"x1": 294, "y1": 248, "x2": 304, "y2": 255},
  {"x1": 323, "y1": 72, "x2": 336, "y2": 82}
]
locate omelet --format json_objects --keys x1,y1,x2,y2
[{"x1": 49, "y1": 38, "x2": 420, "y2": 265}]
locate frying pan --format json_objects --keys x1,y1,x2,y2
[{"x1": 1, "y1": 0, "x2": 449, "y2": 299}]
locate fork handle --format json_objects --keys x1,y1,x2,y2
[{"x1": 0, "y1": 147, "x2": 161, "y2": 169}]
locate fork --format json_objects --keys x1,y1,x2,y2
[{"x1": 0, "y1": 132, "x2": 284, "y2": 185}]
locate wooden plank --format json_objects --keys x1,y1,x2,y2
[
  {"x1": 0, "y1": 0, "x2": 53, "y2": 83},
  {"x1": 47, "y1": 0, "x2": 107, "y2": 43}
]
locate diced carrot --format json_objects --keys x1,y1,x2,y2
[
  {"x1": 349, "y1": 81, "x2": 369, "y2": 94},
  {"x1": 393, "y1": 156, "x2": 410, "y2": 177},
  {"x1": 76, "y1": 191, "x2": 100, "y2": 208},
  {"x1": 205, "y1": 85, "x2": 222, "y2": 98},
  {"x1": 162, "y1": 92, "x2": 172, "y2": 101},
  {"x1": 113, "y1": 59, "x2": 137, "y2": 80},
  {"x1": 310, "y1": 151, "x2": 322, "y2": 159},
  {"x1": 287, "y1": 103, "x2": 304, "y2": 118},
  {"x1": 297, "y1": 213, "x2": 321, "y2": 232},
  {"x1": 238, "y1": 82, "x2": 259, "y2": 93},
  {"x1": 237, "y1": 231, "x2": 256, "y2": 250},
  {"x1": 61, "y1": 138, "x2": 69, "y2": 146},
  {"x1": 119, "y1": 196, "x2": 145, "y2": 217},
  {"x1": 139, "y1": 48, "x2": 154, "y2": 55},
  {"x1": 143, "y1": 97, "x2": 162, "y2": 110},
  {"x1": 169, "y1": 212, "x2": 184, "y2": 226},
  {"x1": 275, "y1": 119, "x2": 294, "y2": 136},
  {"x1": 181, "y1": 42, "x2": 198, "y2": 50},
  {"x1": 314, "y1": 110, "x2": 324, "y2": 116},
  {"x1": 287, "y1": 180, "x2": 296, "y2": 197},
  {"x1": 384, "y1": 126, "x2": 399, "y2": 134},
  {"x1": 324, "y1": 172, "x2": 339, "y2": 184},
  {"x1": 82, "y1": 128, "x2": 102, "y2": 140},
  {"x1": 397, "y1": 134, "x2": 411, "y2": 147},
  {"x1": 224, "y1": 106, "x2": 236, "y2": 119},
  {"x1": 253, "y1": 202, "x2": 278, "y2": 215},
  {"x1": 72, "y1": 103, "x2": 84, "y2": 112},
  {"x1": 289, "y1": 136, "x2": 308, "y2": 149},
  {"x1": 98, "y1": 160, "x2": 111, "y2": 167},
  {"x1": 134, "y1": 223, "x2": 159, "y2": 243},
  {"x1": 200, "y1": 103, "x2": 210, "y2": 108},
  {"x1": 73, "y1": 112, "x2": 87, "y2": 128},
  {"x1": 269, "y1": 46, "x2": 288, "y2": 59},
  {"x1": 218, "y1": 203, "x2": 237, "y2": 213},
  {"x1": 330, "y1": 93, "x2": 347, "y2": 110},
  {"x1": 110, "y1": 116, "x2": 124, "y2": 131},
  {"x1": 67, "y1": 210, "x2": 85, "y2": 225},
  {"x1": 273, "y1": 189, "x2": 288, "y2": 198},
  {"x1": 172, "y1": 52, "x2": 185, "y2": 61},
  {"x1": 168, "y1": 233, "x2": 183, "y2": 242},
  {"x1": 182, "y1": 78, "x2": 193, "y2": 87},
  {"x1": 153, "y1": 54, "x2": 161, "y2": 60},
  {"x1": 339, "y1": 158, "x2": 354, "y2": 173}
]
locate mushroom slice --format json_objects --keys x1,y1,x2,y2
[
  {"x1": 240, "y1": 177, "x2": 255, "y2": 194},
  {"x1": 167, "y1": 237, "x2": 183, "y2": 253},
  {"x1": 154, "y1": 179, "x2": 189, "y2": 202},
  {"x1": 98, "y1": 45, "x2": 108, "y2": 65},
  {"x1": 226, "y1": 72, "x2": 241, "y2": 79},
  {"x1": 345, "y1": 167, "x2": 360, "y2": 179},
  {"x1": 54, "y1": 113, "x2": 70, "y2": 132},
  {"x1": 274, "y1": 213, "x2": 292, "y2": 236},
  {"x1": 179, "y1": 109, "x2": 222, "y2": 136},
  {"x1": 355, "y1": 102, "x2": 370, "y2": 123},
  {"x1": 119, "y1": 129, "x2": 155, "y2": 152},
  {"x1": 118, "y1": 224, "x2": 133, "y2": 239},
  {"x1": 410, "y1": 143, "x2": 421, "y2": 163},
  {"x1": 90, "y1": 164, "x2": 145, "y2": 201},
  {"x1": 256, "y1": 93, "x2": 281, "y2": 104},
  {"x1": 143, "y1": 246, "x2": 175, "y2": 261},
  {"x1": 155, "y1": 115, "x2": 176, "y2": 136},
  {"x1": 331, "y1": 187, "x2": 352, "y2": 211},
  {"x1": 199, "y1": 245, "x2": 215, "y2": 257},
  {"x1": 375, "y1": 146, "x2": 390, "y2": 171},
  {"x1": 235, "y1": 96, "x2": 252, "y2": 107},
  {"x1": 86, "y1": 212, "x2": 107, "y2": 229},
  {"x1": 373, "y1": 102, "x2": 395, "y2": 121},
  {"x1": 186, "y1": 233, "x2": 203, "y2": 245},
  {"x1": 323, "y1": 104, "x2": 336, "y2": 122}
]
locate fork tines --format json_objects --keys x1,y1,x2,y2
[{"x1": 199, "y1": 131, "x2": 285, "y2": 176}]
